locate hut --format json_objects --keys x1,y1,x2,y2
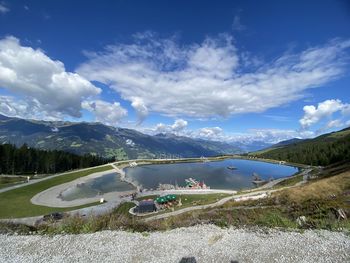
[{"x1": 134, "y1": 200, "x2": 157, "y2": 214}]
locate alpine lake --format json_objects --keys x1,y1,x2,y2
[{"x1": 60, "y1": 158, "x2": 299, "y2": 201}]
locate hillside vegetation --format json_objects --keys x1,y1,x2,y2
[
  {"x1": 251, "y1": 127, "x2": 350, "y2": 166},
  {"x1": 0, "y1": 144, "x2": 112, "y2": 175},
  {"x1": 0, "y1": 165, "x2": 112, "y2": 219},
  {"x1": 0, "y1": 114, "x2": 241, "y2": 159}
]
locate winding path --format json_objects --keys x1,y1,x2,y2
[
  {"x1": 142, "y1": 189, "x2": 283, "y2": 222},
  {"x1": 0, "y1": 163, "x2": 113, "y2": 194}
]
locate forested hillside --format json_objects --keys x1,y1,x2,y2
[
  {"x1": 0, "y1": 144, "x2": 112, "y2": 175},
  {"x1": 252, "y1": 127, "x2": 350, "y2": 166},
  {"x1": 0, "y1": 114, "x2": 241, "y2": 159}
]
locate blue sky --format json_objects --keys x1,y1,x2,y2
[{"x1": 0, "y1": 0, "x2": 349, "y2": 143}]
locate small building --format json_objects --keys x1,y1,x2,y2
[{"x1": 134, "y1": 200, "x2": 157, "y2": 214}]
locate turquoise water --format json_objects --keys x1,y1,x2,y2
[
  {"x1": 125, "y1": 159, "x2": 299, "y2": 190},
  {"x1": 60, "y1": 172, "x2": 135, "y2": 201}
]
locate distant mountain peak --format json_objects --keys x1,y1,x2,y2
[{"x1": 0, "y1": 114, "x2": 242, "y2": 158}]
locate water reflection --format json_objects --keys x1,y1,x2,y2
[{"x1": 126, "y1": 159, "x2": 298, "y2": 190}]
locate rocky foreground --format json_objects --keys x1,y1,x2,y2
[{"x1": 0, "y1": 225, "x2": 349, "y2": 263}]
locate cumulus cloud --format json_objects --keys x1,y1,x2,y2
[
  {"x1": 196, "y1": 127, "x2": 223, "y2": 140},
  {"x1": 299, "y1": 99, "x2": 350, "y2": 129},
  {"x1": 171, "y1": 119, "x2": 188, "y2": 132},
  {"x1": 82, "y1": 100, "x2": 127, "y2": 126},
  {"x1": 155, "y1": 119, "x2": 188, "y2": 134},
  {"x1": 0, "y1": 3, "x2": 9, "y2": 14},
  {"x1": 187, "y1": 127, "x2": 313, "y2": 144},
  {"x1": 131, "y1": 97, "x2": 148, "y2": 124},
  {"x1": 77, "y1": 33, "x2": 350, "y2": 120},
  {"x1": 0, "y1": 95, "x2": 64, "y2": 120},
  {"x1": 325, "y1": 119, "x2": 343, "y2": 129},
  {"x1": 144, "y1": 121, "x2": 314, "y2": 144},
  {"x1": 227, "y1": 129, "x2": 315, "y2": 144},
  {"x1": 0, "y1": 36, "x2": 101, "y2": 119}
]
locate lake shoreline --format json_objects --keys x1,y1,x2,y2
[
  {"x1": 122, "y1": 157, "x2": 300, "y2": 191},
  {"x1": 29, "y1": 156, "x2": 304, "y2": 208}
]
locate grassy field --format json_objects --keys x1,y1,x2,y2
[
  {"x1": 0, "y1": 176, "x2": 27, "y2": 189},
  {"x1": 3, "y1": 167, "x2": 349, "y2": 234},
  {"x1": 273, "y1": 174, "x2": 303, "y2": 188},
  {"x1": 137, "y1": 193, "x2": 232, "y2": 215},
  {"x1": 0, "y1": 165, "x2": 112, "y2": 219},
  {"x1": 154, "y1": 170, "x2": 350, "y2": 230}
]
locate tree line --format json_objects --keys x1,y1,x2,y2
[
  {"x1": 0, "y1": 144, "x2": 114, "y2": 175},
  {"x1": 256, "y1": 133, "x2": 350, "y2": 166}
]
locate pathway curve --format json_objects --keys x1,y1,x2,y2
[
  {"x1": 0, "y1": 163, "x2": 113, "y2": 194},
  {"x1": 142, "y1": 183, "x2": 303, "y2": 222}
]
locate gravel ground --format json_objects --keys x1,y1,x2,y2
[{"x1": 0, "y1": 225, "x2": 349, "y2": 263}]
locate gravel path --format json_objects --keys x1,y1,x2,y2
[
  {"x1": 0, "y1": 164, "x2": 113, "y2": 194},
  {"x1": 1, "y1": 225, "x2": 349, "y2": 263}
]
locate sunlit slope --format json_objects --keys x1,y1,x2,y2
[{"x1": 250, "y1": 127, "x2": 350, "y2": 166}]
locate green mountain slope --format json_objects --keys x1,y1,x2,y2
[
  {"x1": 0, "y1": 114, "x2": 241, "y2": 159},
  {"x1": 251, "y1": 127, "x2": 350, "y2": 166}
]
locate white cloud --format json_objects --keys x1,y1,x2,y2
[
  {"x1": 82, "y1": 100, "x2": 127, "y2": 126},
  {"x1": 299, "y1": 99, "x2": 350, "y2": 129},
  {"x1": 196, "y1": 127, "x2": 223, "y2": 140},
  {"x1": 0, "y1": 36, "x2": 101, "y2": 119},
  {"x1": 144, "y1": 120, "x2": 314, "y2": 145},
  {"x1": 342, "y1": 104, "x2": 350, "y2": 116},
  {"x1": 0, "y1": 3, "x2": 9, "y2": 14},
  {"x1": 171, "y1": 119, "x2": 188, "y2": 132},
  {"x1": 131, "y1": 97, "x2": 148, "y2": 124},
  {"x1": 228, "y1": 129, "x2": 315, "y2": 144},
  {"x1": 0, "y1": 95, "x2": 64, "y2": 120},
  {"x1": 78, "y1": 34, "x2": 350, "y2": 120},
  {"x1": 232, "y1": 15, "x2": 246, "y2": 31},
  {"x1": 193, "y1": 127, "x2": 315, "y2": 144},
  {"x1": 325, "y1": 119, "x2": 343, "y2": 129},
  {"x1": 155, "y1": 119, "x2": 188, "y2": 134}
]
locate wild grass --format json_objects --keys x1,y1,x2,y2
[
  {"x1": 2, "y1": 168, "x2": 349, "y2": 234},
  {"x1": 137, "y1": 193, "x2": 232, "y2": 218},
  {"x1": 0, "y1": 165, "x2": 112, "y2": 219},
  {"x1": 0, "y1": 176, "x2": 27, "y2": 189},
  {"x1": 37, "y1": 202, "x2": 152, "y2": 234},
  {"x1": 276, "y1": 171, "x2": 349, "y2": 203},
  {"x1": 273, "y1": 174, "x2": 303, "y2": 188}
]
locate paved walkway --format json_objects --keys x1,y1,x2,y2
[
  {"x1": 30, "y1": 169, "x2": 135, "y2": 208},
  {"x1": 0, "y1": 163, "x2": 113, "y2": 194},
  {"x1": 0, "y1": 158, "x2": 314, "y2": 226},
  {"x1": 143, "y1": 189, "x2": 279, "y2": 222}
]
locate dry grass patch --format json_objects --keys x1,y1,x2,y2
[{"x1": 276, "y1": 171, "x2": 350, "y2": 204}]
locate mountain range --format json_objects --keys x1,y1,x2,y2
[{"x1": 0, "y1": 114, "x2": 243, "y2": 159}]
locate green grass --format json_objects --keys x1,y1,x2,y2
[
  {"x1": 273, "y1": 174, "x2": 303, "y2": 188},
  {"x1": 0, "y1": 176, "x2": 27, "y2": 189},
  {"x1": 138, "y1": 193, "x2": 230, "y2": 207},
  {"x1": 0, "y1": 165, "x2": 112, "y2": 219},
  {"x1": 137, "y1": 193, "x2": 231, "y2": 217},
  {"x1": 255, "y1": 210, "x2": 297, "y2": 228},
  {"x1": 114, "y1": 202, "x2": 135, "y2": 217},
  {"x1": 178, "y1": 193, "x2": 231, "y2": 207},
  {"x1": 247, "y1": 148, "x2": 275, "y2": 155},
  {"x1": 328, "y1": 129, "x2": 350, "y2": 138}
]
